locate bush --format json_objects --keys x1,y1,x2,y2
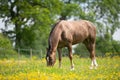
[{"x1": 0, "y1": 33, "x2": 17, "y2": 59}]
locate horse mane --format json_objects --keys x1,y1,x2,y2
[
  {"x1": 48, "y1": 20, "x2": 62, "y2": 50},
  {"x1": 49, "y1": 20, "x2": 62, "y2": 36}
]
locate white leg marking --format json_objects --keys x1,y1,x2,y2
[
  {"x1": 93, "y1": 59, "x2": 98, "y2": 69},
  {"x1": 94, "y1": 59, "x2": 98, "y2": 66},
  {"x1": 59, "y1": 62, "x2": 62, "y2": 68},
  {"x1": 70, "y1": 64, "x2": 75, "y2": 71},
  {"x1": 90, "y1": 60, "x2": 94, "y2": 69},
  {"x1": 90, "y1": 59, "x2": 98, "y2": 69}
]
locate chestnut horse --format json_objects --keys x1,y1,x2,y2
[{"x1": 46, "y1": 20, "x2": 98, "y2": 70}]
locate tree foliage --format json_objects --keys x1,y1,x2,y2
[
  {"x1": 0, "y1": 0, "x2": 120, "y2": 56},
  {"x1": 0, "y1": 0, "x2": 62, "y2": 49},
  {"x1": 61, "y1": 0, "x2": 120, "y2": 56}
]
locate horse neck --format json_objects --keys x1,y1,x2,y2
[{"x1": 49, "y1": 27, "x2": 62, "y2": 52}]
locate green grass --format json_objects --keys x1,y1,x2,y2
[{"x1": 0, "y1": 56, "x2": 120, "y2": 80}]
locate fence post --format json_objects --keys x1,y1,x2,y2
[
  {"x1": 18, "y1": 48, "x2": 20, "y2": 60},
  {"x1": 30, "y1": 49, "x2": 32, "y2": 60}
]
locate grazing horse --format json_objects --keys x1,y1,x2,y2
[{"x1": 46, "y1": 20, "x2": 98, "y2": 70}]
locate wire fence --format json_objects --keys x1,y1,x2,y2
[
  {"x1": 0, "y1": 47, "x2": 46, "y2": 60},
  {"x1": 1, "y1": 47, "x2": 115, "y2": 60},
  {"x1": 0, "y1": 47, "x2": 70, "y2": 60}
]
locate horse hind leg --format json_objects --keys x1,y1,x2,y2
[
  {"x1": 84, "y1": 41, "x2": 98, "y2": 69},
  {"x1": 89, "y1": 43, "x2": 98, "y2": 69},
  {"x1": 90, "y1": 54, "x2": 98, "y2": 69}
]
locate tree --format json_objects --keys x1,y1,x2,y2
[
  {"x1": 91, "y1": 0, "x2": 120, "y2": 40},
  {"x1": 0, "y1": 0, "x2": 62, "y2": 49},
  {"x1": 0, "y1": 0, "x2": 120, "y2": 56},
  {"x1": 91, "y1": 0, "x2": 120, "y2": 56},
  {"x1": 59, "y1": 0, "x2": 95, "y2": 21},
  {"x1": 73, "y1": 0, "x2": 120, "y2": 56}
]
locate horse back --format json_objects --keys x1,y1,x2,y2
[{"x1": 58, "y1": 20, "x2": 96, "y2": 44}]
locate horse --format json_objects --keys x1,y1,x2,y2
[{"x1": 46, "y1": 20, "x2": 98, "y2": 70}]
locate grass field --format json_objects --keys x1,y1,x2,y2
[{"x1": 0, "y1": 56, "x2": 120, "y2": 80}]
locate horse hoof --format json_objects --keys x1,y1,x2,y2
[
  {"x1": 94, "y1": 66, "x2": 98, "y2": 69},
  {"x1": 90, "y1": 66, "x2": 98, "y2": 70},
  {"x1": 70, "y1": 67, "x2": 75, "y2": 71},
  {"x1": 90, "y1": 66, "x2": 93, "y2": 70},
  {"x1": 59, "y1": 66, "x2": 62, "y2": 69}
]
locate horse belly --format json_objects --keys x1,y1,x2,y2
[
  {"x1": 58, "y1": 41, "x2": 68, "y2": 48},
  {"x1": 72, "y1": 31, "x2": 88, "y2": 44},
  {"x1": 58, "y1": 33, "x2": 88, "y2": 47}
]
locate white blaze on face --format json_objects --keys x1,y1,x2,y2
[{"x1": 47, "y1": 57, "x2": 49, "y2": 62}]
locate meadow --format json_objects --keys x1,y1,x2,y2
[{"x1": 0, "y1": 56, "x2": 120, "y2": 80}]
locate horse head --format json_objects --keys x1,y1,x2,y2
[{"x1": 46, "y1": 48, "x2": 56, "y2": 66}]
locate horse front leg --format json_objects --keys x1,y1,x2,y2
[
  {"x1": 68, "y1": 43, "x2": 74, "y2": 70},
  {"x1": 57, "y1": 48, "x2": 62, "y2": 68}
]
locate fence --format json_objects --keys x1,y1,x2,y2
[{"x1": 0, "y1": 47, "x2": 46, "y2": 60}]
